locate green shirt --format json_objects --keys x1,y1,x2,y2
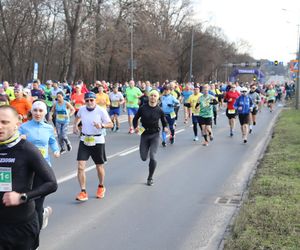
[
  {"x1": 267, "y1": 89, "x2": 276, "y2": 101},
  {"x1": 199, "y1": 94, "x2": 214, "y2": 118},
  {"x1": 125, "y1": 87, "x2": 142, "y2": 108},
  {"x1": 5, "y1": 87, "x2": 15, "y2": 101},
  {"x1": 44, "y1": 88, "x2": 53, "y2": 107}
]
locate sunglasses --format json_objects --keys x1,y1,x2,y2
[
  {"x1": 85, "y1": 99, "x2": 95, "y2": 103},
  {"x1": 33, "y1": 109, "x2": 44, "y2": 112}
]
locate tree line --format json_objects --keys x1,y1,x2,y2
[{"x1": 0, "y1": 0, "x2": 254, "y2": 84}]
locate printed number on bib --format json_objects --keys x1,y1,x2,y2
[
  {"x1": 84, "y1": 136, "x2": 96, "y2": 146},
  {"x1": 38, "y1": 147, "x2": 47, "y2": 158},
  {"x1": 228, "y1": 109, "x2": 235, "y2": 114},
  {"x1": 57, "y1": 114, "x2": 66, "y2": 120},
  {"x1": 111, "y1": 101, "x2": 119, "y2": 108},
  {"x1": 0, "y1": 167, "x2": 12, "y2": 192},
  {"x1": 170, "y1": 112, "x2": 176, "y2": 119}
]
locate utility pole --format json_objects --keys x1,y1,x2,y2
[
  {"x1": 189, "y1": 27, "x2": 194, "y2": 82},
  {"x1": 130, "y1": 1, "x2": 134, "y2": 80}
]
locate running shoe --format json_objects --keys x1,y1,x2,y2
[
  {"x1": 209, "y1": 134, "x2": 214, "y2": 141},
  {"x1": 147, "y1": 179, "x2": 154, "y2": 186},
  {"x1": 162, "y1": 141, "x2": 166, "y2": 147},
  {"x1": 169, "y1": 135, "x2": 175, "y2": 144},
  {"x1": 202, "y1": 141, "x2": 209, "y2": 146},
  {"x1": 115, "y1": 127, "x2": 119, "y2": 132},
  {"x1": 244, "y1": 139, "x2": 247, "y2": 143},
  {"x1": 60, "y1": 148, "x2": 66, "y2": 154},
  {"x1": 193, "y1": 136, "x2": 199, "y2": 141},
  {"x1": 249, "y1": 129, "x2": 252, "y2": 134},
  {"x1": 42, "y1": 206, "x2": 53, "y2": 229},
  {"x1": 96, "y1": 186, "x2": 106, "y2": 199},
  {"x1": 76, "y1": 191, "x2": 88, "y2": 201},
  {"x1": 230, "y1": 132, "x2": 234, "y2": 137},
  {"x1": 66, "y1": 143, "x2": 72, "y2": 151},
  {"x1": 253, "y1": 121, "x2": 256, "y2": 126}
]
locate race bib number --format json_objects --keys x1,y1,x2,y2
[
  {"x1": 57, "y1": 114, "x2": 67, "y2": 120},
  {"x1": 228, "y1": 109, "x2": 236, "y2": 114},
  {"x1": 170, "y1": 112, "x2": 176, "y2": 119},
  {"x1": 138, "y1": 127, "x2": 145, "y2": 135},
  {"x1": 75, "y1": 103, "x2": 82, "y2": 109},
  {"x1": 38, "y1": 147, "x2": 47, "y2": 158},
  {"x1": 111, "y1": 101, "x2": 119, "y2": 108},
  {"x1": 84, "y1": 136, "x2": 96, "y2": 146},
  {"x1": 0, "y1": 167, "x2": 12, "y2": 192}
]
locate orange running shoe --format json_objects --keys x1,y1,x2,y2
[
  {"x1": 76, "y1": 191, "x2": 88, "y2": 201},
  {"x1": 96, "y1": 186, "x2": 106, "y2": 199}
]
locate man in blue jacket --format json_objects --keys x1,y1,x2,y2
[{"x1": 234, "y1": 87, "x2": 253, "y2": 143}]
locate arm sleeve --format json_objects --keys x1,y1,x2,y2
[
  {"x1": 49, "y1": 128, "x2": 59, "y2": 153},
  {"x1": 160, "y1": 109, "x2": 167, "y2": 128},
  {"x1": 133, "y1": 108, "x2": 142, "y2": 129},
  {"x1": 27, "y1": 146, "x2": 58, "y2": 200}
]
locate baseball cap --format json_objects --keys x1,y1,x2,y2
[{"x1": 84, "y1": 92, "x2": 96, "y2": 99}]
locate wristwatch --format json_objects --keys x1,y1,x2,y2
[{"x1": 20, "y1": 193, "x2": 28, "y2": 203}]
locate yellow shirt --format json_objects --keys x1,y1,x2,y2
[
  {"x1": 187, "y1": 93, "x2": 202, "y2": 115},
  {"x1": 96, "y1": 92, "x2": 110, "y2": 109}
]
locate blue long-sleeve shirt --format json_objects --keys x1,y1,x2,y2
[
  {"x1": 234, "y1": 95, "x2": 253, "y2": 115},
  {"x1": 19, "y1": 120, "x2": 59, "y2": 165},
  {"x1": 160, "y1": 94, "x2": 180, "y2": 114}
]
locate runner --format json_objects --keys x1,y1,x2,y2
[
  {"x1": 19, "y1": 100, "x2": 60, "y2": 235},
  {"x1": 125, "y1": 80, "x2": 143, "y2": 134},
  {"x1": 31, "y1": 80, "x2": 45, "y2": 101},
  {"x1": 197, "y1": 84, "x2": 218, "y2": 146},
  {"x1": 44, "y1": 80, "x2": 54, "y2": 121},
  {"x1": 10, "y1": 85, "x2": 32, "y2": 123},
  {"x1": 248, "y1": 84, "x2": 261, "y2": 133},
  {"x1": 170, "y1": 81, "x2": 181, "y2": 126},
  {"x1": 51, "y1": 92, "x2": 75, "y2": 154},
  {"x1": 266, "y1": 84, "x2": 276, "y2": 112},
  {"x1": 224, "y1": 84, "x2": 240, "y2": 136},
  {"x1": 96, "y1": 84, "x2": 110, "y2": 110},
  {"x1": 181, "y1": 84, "x2": 193, "y2": 124},
  {"x1": 109, "y1": 83, "x2": 124, "y2": 132},
  {"x1": 0, "y1": 105, "x2": 57, "y2": 250},
  {"x1": 160, "y1": 85, "x2": 180, "y2": 146},
  {"x1": 187, "y1": 85, "x2": 202, "y2": 141},
  {"x1": 234, "y1": 87, "x2": 253, "y2": 143},
  {"x1": 0, "y1": 84, "x2": 10, "y2": 106},
  {"x1": 73, "y1": 92, "x2": 113, "y2": 201},
  {"x1": 3, "y1": 81, "x2": 15, "y2": 101},
  {"x1": 133, "y1": 89, "x2": 168, "y2": 186}
]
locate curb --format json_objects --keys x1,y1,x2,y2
[{"x1": 218, "y1": 106, "x2": 283, "y2": 249}]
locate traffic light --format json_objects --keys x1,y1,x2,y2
[{"x1": 274, "y1": 60, "x2": 279, "y2": 66}]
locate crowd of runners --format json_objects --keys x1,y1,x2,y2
[{"x1": 0, "y1": 77, "x2": 295, "y2": 249}]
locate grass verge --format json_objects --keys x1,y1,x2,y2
[{"x1": 224, "y1": 107, "x2": 300, "y2": 250}]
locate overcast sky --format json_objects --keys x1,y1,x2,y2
[{"x1": 192, "y1": 0, "x2": 300, "y2": 64}]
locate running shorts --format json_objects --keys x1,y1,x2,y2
[
  {"x1": 226, "y1": 108, "x2": 237, "y2": 119},
  {"x1": 127, "y1": 107, "x2": 138, "y2": 116},
  {"x1": 238, "y1": 114, "x2": 250, "y2": 125},
  {"x1": 199, "y1": 116, "x2": 212, "y2": 126},
  {"x1": 77, "y1": 141, "x2": 107, "y2": 164}
]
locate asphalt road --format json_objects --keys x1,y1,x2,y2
[{"x1": 40, "y1": 103, "x2": 282, "y2": 250}]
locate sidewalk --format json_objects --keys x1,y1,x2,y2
[{"x1": 223, "y1": 106, "x2": 300, "y2": 249}]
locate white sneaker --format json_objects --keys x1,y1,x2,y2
[
  {"x1": 42, "y1": 206, "x2": 53, "y2": 229},
  {"x1": 193, "y1": 136, "x2": 199, "y2": 141}
]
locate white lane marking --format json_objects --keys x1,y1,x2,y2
[{"x1": 119, "y1": 147, "x2": 139, "y2": 156}]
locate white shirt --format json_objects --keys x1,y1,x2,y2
[{"x1": 77, "y1": 105, "x2": 111, "y2": 144}]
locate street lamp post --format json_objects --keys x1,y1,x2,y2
[
  {"x1": 189, "y1": 27, "x2": 194, "y2": 83},
  {"x1": 130, "y1": 1, "x2": 134, "y2": 81}
]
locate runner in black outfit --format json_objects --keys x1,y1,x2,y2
[
  {"x1": 0, "y1": 105, "x2": 57, "y2": 250},
  {"x1": 133, "y1": 89, "x2": 168, "y2": 186}
]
